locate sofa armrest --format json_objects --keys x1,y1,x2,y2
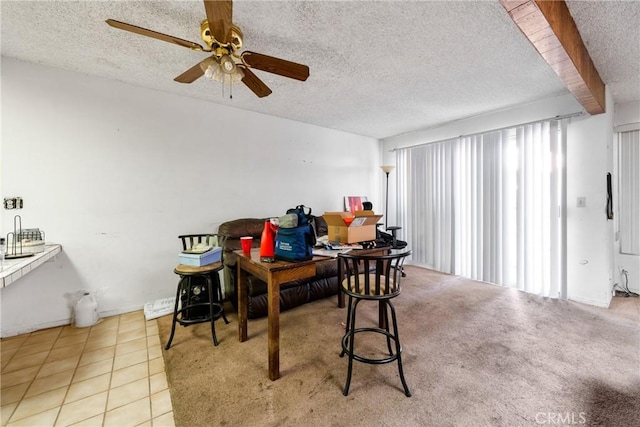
[{"x1": 218, "y1": 217, "x2": 267, "y2": 305}]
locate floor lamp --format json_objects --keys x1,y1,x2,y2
[
  {"x1": 380, "y1": 165, "x2": 406, "y2": 276},
  {"x1": 380, "y1": 165, "x2": 395, "y2": 229}
]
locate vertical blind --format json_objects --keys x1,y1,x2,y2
[
  {"x1": 396, "y1": 120, "x2": 563, "y2": 297},
  {"x1": 618, "y1": 130, "x2": 640, "y2": 255}
]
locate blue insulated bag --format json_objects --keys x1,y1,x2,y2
[{"x1": 275, "y1": 205, "x2": 316, "y2": 262}]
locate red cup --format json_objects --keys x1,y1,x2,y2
[{"x1": 240, "y1": 236, "x2": 253, "y2": 254}]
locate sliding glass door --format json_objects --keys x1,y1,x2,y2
[{"x1": 397, "y1": 120, "x2": 564, "y2": 298}]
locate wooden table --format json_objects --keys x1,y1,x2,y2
[
  {"x1": 236, "y1": 246, "x2": 392, "y2": 380},
  {"x1": 236, "y1": 248, "x2": 321, "y2": 380}
]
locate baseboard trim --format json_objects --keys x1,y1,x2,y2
[
  {"x1": 0, "y1": 304, "x2": 145, "y2": 338},
  {"x1": 567, "y1": 295, "x2": 611, "y2": 308},
  {"x1": 1, "y1": 318, "x2": 72, "y2": 339}
]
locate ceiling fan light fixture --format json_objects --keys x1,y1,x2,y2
[
  {"x1": 228, "y1": 66, "x2": 244, "y2": 84},
  {"x1": 220, "y1": 54, "x2": 236, "y2": 74},
  {"x1": 106, "y1": 0, "x2": 308, "y2": 98},
  {"x1": 199, "y1": 57, "x2": 216, "y2": 73},
  {"x1": 203, "y1": 56, "x2": 244, "y2": 84}
]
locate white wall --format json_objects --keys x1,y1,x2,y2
[
  {"x1": 566, "y1": 88, "x2": 615, "y2": 307},
  {"x1": 0, "y1": 58, "x2": 380, "y2": 337},
  {"x1": 612, "y1": 100, "x2": 640, "y2": 294},
  {"x1": 614, "y1": 101, "x2": 640, "y2": 131}
]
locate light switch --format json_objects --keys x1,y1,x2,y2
[{"x1": 576, "y1": 197, "x2": 586, "y2": 208}]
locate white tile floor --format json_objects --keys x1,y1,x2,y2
[{"x1": 0, "y1": 311, "x2": 174, "y2": 426}]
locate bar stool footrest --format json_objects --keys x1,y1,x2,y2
[
  {"x1": 175, "y1": 303, "x2": 224, "y2": 326},
  {"x1": 341, "y1": 327, "x2": 401, "y2": 365}
]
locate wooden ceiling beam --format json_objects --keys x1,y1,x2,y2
[{"x1": 500, "y1": 0, "x2": 606, "y2": 114}]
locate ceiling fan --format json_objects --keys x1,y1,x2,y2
[{"x1": 106, "y1": 0, "x2": 309, "y2": 98}]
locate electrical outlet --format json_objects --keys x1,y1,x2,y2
[{"x1": 3, "y1": 197, "x2": 23, "y2": 209}]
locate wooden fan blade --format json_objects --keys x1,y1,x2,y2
[
  {"x1": 239, "y1": 66, "x2": 272, "y2": 98},
  {"x1": 174, "y1": 59, "x2": 208, "y2": 83},
  {"x1": 203, "y1": 0, "x2": 233, "y2": 44},
  {"x1": 242, "y1": 51, "x2": 309, "y2": 81},
  {"x1": 106, "y1": 19, "x2": 205, "y2": 51}
]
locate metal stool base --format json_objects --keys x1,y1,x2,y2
[
  {"x1": 340, "y1": 298, "x2": 411, "y2": 397},
  {"x1": 165, "y1": 265, "x2": 228, "y2": 349}
]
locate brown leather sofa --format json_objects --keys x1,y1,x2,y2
[{"x1": 218, "y1": 216, "x2": 339, "y2": 319}]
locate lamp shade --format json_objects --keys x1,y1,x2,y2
[{"x1": 380, "y1": 165, "x2": 395, "y2": 174}]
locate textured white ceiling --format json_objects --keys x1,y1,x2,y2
[{"x1": 1, "y1": 1, "x2": 638, "y2": 139}]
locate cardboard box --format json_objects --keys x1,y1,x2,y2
[
  {"x1": 178, "y1": 247, "x2": 222, "y2": 266},
  {"x1": 323, "y1": 211, "x2": 383, "y2": 243}
]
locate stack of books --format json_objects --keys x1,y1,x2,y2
[{"x1": 178, "y1": 246, "x2": 222, "y2": 266}]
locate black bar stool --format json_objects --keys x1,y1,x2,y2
[
  {"x1": 165, "y1": 262, "x2": 229, "y2": 349},
  {"x1": 337, "y1": 250, "x2": 412, "y2": 396},
  {"x1": 165, "y1": 234, "x2": 229, "y2": 349}
]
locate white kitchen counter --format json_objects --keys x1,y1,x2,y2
[{"x1": 0, "y1": 244, "x2": 62, "y2": 288}]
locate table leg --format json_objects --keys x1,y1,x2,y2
[
  {"x1": 237, "y1": 262, "x2": 248, "y2": 342},
  {"x1": 267, "y1": 275, "x2": 280, "y2": 380}
]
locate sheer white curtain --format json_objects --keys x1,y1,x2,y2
[{"x1": 396, "y1": 120, "x2": 563, "y2": 297}]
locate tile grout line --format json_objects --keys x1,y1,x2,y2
[
  {"x1": 51, "y1": 325, "x2": 88, "y2": 427},
  {"x1": 1, "y1": 335, "x2": 22, "y2": 424},
  {"x1": 146, "y1": 319, "x2": 153, "y2": 426},
  {"x1": 103, "y1": 314, "x2": 153, "y2": 426},
  {"x1": 99, "y1": 315, "x2": 121, "y2": 427},
  {"x1": 99, "y1": 314, "x2": 130, "y2": 427},
  {"x1": 37, "y1": 323, "x2": 92, "y2": 427},
  {"x1": 2, "y1": 313, "x2": 169, "y2": 427},
  {"x1": 5, "y1": 327, "x2": 66, "y2": 425},
  {"x1": 1, "y1": 333, "x2": 33, "y2": 425},
  {"x1": 146, "y1": 318, "x2": 173, "y2": 424}
]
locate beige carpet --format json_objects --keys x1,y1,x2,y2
[{"x1": 157, "y1": 266, "x2": 640, "y2": 427}]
